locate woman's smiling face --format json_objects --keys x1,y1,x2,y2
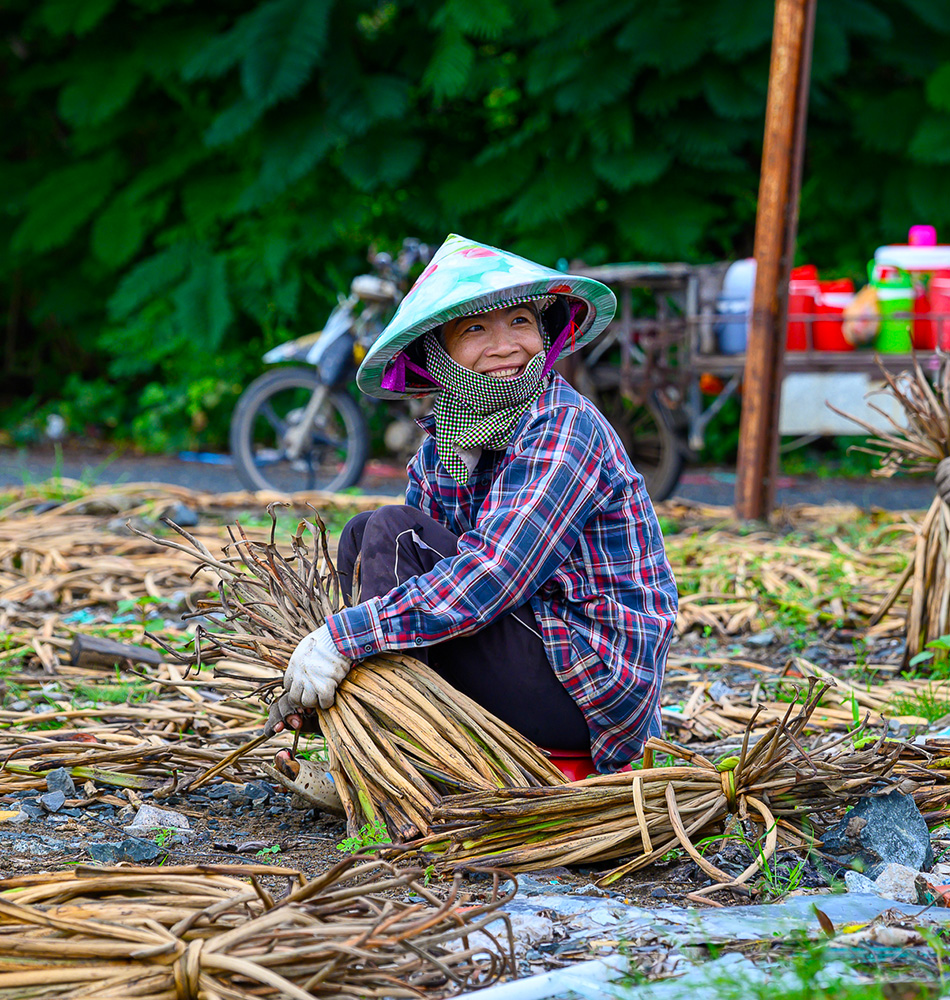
[{"x1": 440, "y1": 305, "x2": 543, "y2": 379}]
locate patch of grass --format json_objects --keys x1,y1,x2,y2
[
  {"x1": 72, "y1": 681, "x2": 153, "y2": 705},
  {"x1": 889, "y1": 686, "x2": 950, "y2": 723}
]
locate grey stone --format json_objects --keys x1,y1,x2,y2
[
  {"x1": 651, "y1": 886, "x2": 669, "y2": 898},
  {"x1": 745, "y1": 630, "x2": 776, "y2": 647},
  {"x1": 86, "y1": 838, "x2": 162, "y2": 864},
  {"x1": 122, "y1": 837, "x2": 163, "y2": 862},
  {"x1": 162, "y1": 503, "x2": 199, "y2": 527},
  {"x1": 38, "y1": 791, "x2": 66, "y2": 814},
  {"x1": 22, "y1": 590, "x2": 57, "y2": 610},
  {"x1": 124, "y1": 803, "x2": 194, "y2": 840},
  {"x1": 9, "y1": 700, "x2": 29, "y2": 712},
  {"x1": 708, "y1": 680, "x2": 738, "y2": 702},
  {"x1": 820, "y1": 791, "x2": 934, "y2": 874},
  {"x1": 227, "y1": 784, "x2": 253, "y2": 807},
  {"x1": 45, "y1": 767, "x2": 76, "y2": 797},
  {"x1": 872, "y1": 862, "x2": 921, "y2": 903},
  {"x1": 17, "y1": 801, "x2": 45, "y2": 820},
  {"x1": 12, "y1": 838, "x2": 49, "y2": 857},
  {"x1": 844, "y1": 870, "x2": 877, "y2": 894},
  {"x1": 245, "y1": 781, "x2": 272, "y2": 803}
]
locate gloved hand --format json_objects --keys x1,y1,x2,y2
[
  {"x1": 262, "y1": 625, "x2": 353, "y2": 736},
  {"x1": 937, "y1": 457, "x2": 950, "y2": 506},
  {"x1": 285, "y1": 623, "x2": 352, "y2": 709}
]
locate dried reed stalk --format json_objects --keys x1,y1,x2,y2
[
  {"x1": 133, "y1": 508, "x2": 565, "y2": 842},
  {"x1": 401, "y1": 682, "x2": 909, "y2": 887},
  {"x1": 830, "y1": 357, "x2": 950, "y2": 664},
  {"x1": 0, "y1": 857, "x2": 515, "y2": 998}
]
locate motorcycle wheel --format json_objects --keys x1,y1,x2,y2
[
  {"x1": 230, "y1": 367, "x2": 369, "y2": 494},
  {"x1": 595, "y1": 389, "x2": 684, "y2": 502}
]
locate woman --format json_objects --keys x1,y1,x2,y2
[{"x1": 268, "y1": 234, "x2": 677, "y2": 774}]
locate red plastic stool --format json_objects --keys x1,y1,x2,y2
[
  {"x1": 541, "y1": 748, "x2": 596, "y2": 782},
  {"x1": 541, "y1": 748, "x2": 638, "y2": 781}
]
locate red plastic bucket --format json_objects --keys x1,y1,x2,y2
[
  {"x1": 932, "y1": 271, "x2": 950, "y2": 350},
  {"x1": 787, "y1": 264, "x2": 818, "y2": 350},
  {"x1": 914, "y1": 282, "x2": 937, "y2": 349},
  {"x1": 814, "y1": 279, "x2": 855, "y2": 351}
]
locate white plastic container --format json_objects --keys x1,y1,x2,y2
[
  {"x1": 721, "y1": 258, "x2": 757, "y2": 297},
  {"x1": 873, "y1": 245, "x2": 950, "y2": 272}
]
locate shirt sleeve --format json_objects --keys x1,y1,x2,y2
[{"x1": 326, "y1": 406, "x2": 606, "y2": 658}]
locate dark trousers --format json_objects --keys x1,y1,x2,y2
[{"x1": 336, "y1": 505, "x2": 589, "y2": 751}]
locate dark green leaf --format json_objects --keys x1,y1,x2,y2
[
  {"x1": 11, "y1": 154, "x2": 124, "y2": 255},
  {"x1": 423, "y1": 24, "x2": 474, "y2": 102},
  {"x1": 40, "y1": 0, "x2": 120, "y2": 37},
  {"x1": 910, "y1": 114, "x2": 950, "y2": 163},
  {"x1": 171, "y1": 250, "x2": 233, "y2": 350},
  {"x1": 240, "y1": 0, "x2": 333, "y2": 106},
  {"x1": 592, "y1": 146, "x2": 672, "y2": 191},
  {"x1": 91, "y1": 192, "x2": 171, "y2": 269},
  {"x1": 927, "y1": 63, "x2": 950, "y2": 112},
  {"x1": 107, "y1": 243, "x2": 190, "y2": 320},
  {"x1": 58, "y1": 53, "x2": 144, "y2": 127},
  {"x1": 502, "y1": 161, "x2": 597, "y2": 229}
]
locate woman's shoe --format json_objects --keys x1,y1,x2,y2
[{"x1": 261, "y1": 752, "x2": 345, "y2": 815}]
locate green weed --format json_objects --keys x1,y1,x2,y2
[
  {"x1": 336, "y1": 819, "x2": 392, "y2": 855},
  {"x1": 889, "y1": 685, "x2": 950, "y2": 724},
  {"x1": 152, "y1": 827, "x2": 175, "y2": 848},
  {"x1": 73, "y1": 681, "x2": 152, "y2": 705},
  {"x1": 908, "y1": 634, "x2": 950, "y2": 677}
]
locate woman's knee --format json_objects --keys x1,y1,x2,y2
[{"x1": 339, "y1": 510, "x2": 374, "y2": 556}]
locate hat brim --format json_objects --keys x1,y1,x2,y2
[{"x1": 358, "y1": 280, "x2": 616, "y2": 399}]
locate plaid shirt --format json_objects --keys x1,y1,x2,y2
[{"x1": 326, "y1": 374, "x2": 678, "y2": 772}]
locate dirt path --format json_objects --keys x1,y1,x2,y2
[{"x1": 0, "y1": 443, "x2": 937, "y2": 510}]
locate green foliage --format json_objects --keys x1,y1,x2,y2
[
  {"x1": 3, "y1": 0, "x2": 950, "y2": 451},
  {"x1": 336, "y1": 819, "x2": 393, "y2": 854}
]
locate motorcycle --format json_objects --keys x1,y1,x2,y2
[{"x1": 230, "y1": 239, "x2": 433, "y2": 494}]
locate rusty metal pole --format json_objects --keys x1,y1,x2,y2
[{"x1": 734, "y1": 0, "x2": 816, "y2": 520}]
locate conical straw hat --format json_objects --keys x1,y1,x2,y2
[{"x1": 357, "y1": 234, "x2": 617, "y2": 398}]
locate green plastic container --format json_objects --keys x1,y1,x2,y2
[{"x1": 869, "y1": 261, "x2": 913, "y2": 353}]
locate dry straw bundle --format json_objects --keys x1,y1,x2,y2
[
  {"x1": 139, "y1": 512, "x2": 909, "y2": 881},
  {"x1": 829, "y1": 357, "x2": 950, "y2": 664},
  {"x1": 410, "y1": 683, "x2": 909, "y2": 886},
  {"x1": 135, "y1": 509, "x2": 565, "y2": 841},
  {"x1": 0, "y1": 857, "x2": 515, "y2": 998}
]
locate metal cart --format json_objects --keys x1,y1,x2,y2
[{"x1": 564, "y1": 261, "x2": 944, "y2": 501}]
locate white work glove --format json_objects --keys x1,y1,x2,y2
[{"x1": 284, "y1": 623, "x2": 352, "y2": 710}]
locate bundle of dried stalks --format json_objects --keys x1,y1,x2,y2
[
  {"x1": 134, "y1": 508, "x2": 565, "y2": 841},
  {"x1": 404, "y1": 683, "x2": 910, "y2": 889},
  {"x1": 829, "y1": 358, "x2": 950, "y2": 664},
  {"x1": 0, "y1": 857, "x2": 515, "y2": 998}
]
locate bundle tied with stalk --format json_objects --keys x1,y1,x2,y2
[
  {"x1": 407, "y1": 680, "x2": 915, "y2": 887},
  {"x1": 134, "y1": 507, "x2": 566, "y2": 844},
  {"x1": 137, "y1": 511, "x2": 910, "y2": 884},
  {"x1": 828, "y1": 356, "x2": 950, "y2": 665},
  {"x1": 0, "y1": 857, "x2": 515, "y2": 999}
]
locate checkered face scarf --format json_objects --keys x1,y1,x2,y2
[{"x1": 426, "y1": 332, "x2": 547, "y2": 485}]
